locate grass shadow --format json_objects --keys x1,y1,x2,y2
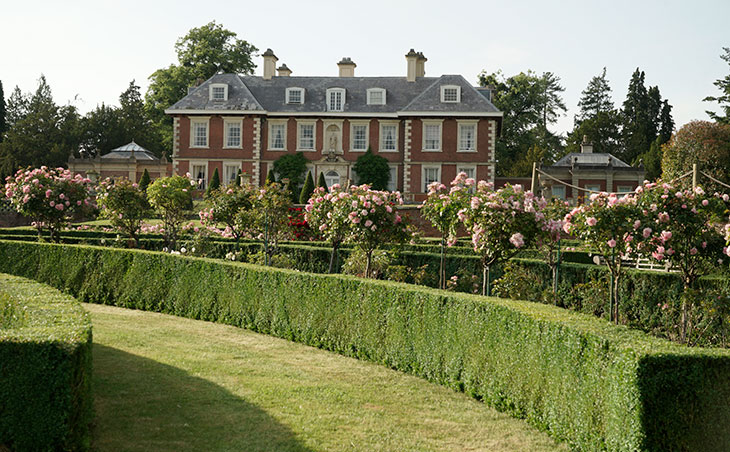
[{"x1": 92, "y1": 344, "x2": 314, "y2": 452}]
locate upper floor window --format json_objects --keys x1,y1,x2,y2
[
  {"x1": 269, "y1": 122, "x2": 287, "y2": 150},
  {"x1": 440, "y1": 85, "x2": 461, "y2": 103},
  {"x1": 422, "y1": 122, "x2": 442, "y2": 151},
  {"x1": 458, "y1": 122, "x2": 477, "y2": 151},
  {"x1": 423, "y1": 166, "x2": 441, "y2": 192},
  {"x1": 209, "y1": 84, "x2": 228, "y2": 101},
  {"x1": 190, "y1": 118, "x2": 209, "y2": 148},
  {"x1": 298, "y1": 123, "x2": 315, "y2": 150},
  {"x1": 380, "y1": 123, "x2": 398, "y2": 151},
  {"x1": 351, "y1": 123, "x2": 368, "y2": 151},
  {"x1": 327, "y1": 88, "x2": 345, "y2": 111},
  {"x1": 286, "y1": 87, "x2": 304, "y2": 104},
  {"x1": 224, "y1": 119, "x2": 242, "y2": 148},
  {"x1": 367, "y1": 88, "x2": 386, "y2": 105}
]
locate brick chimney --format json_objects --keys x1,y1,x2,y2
[
  {"x1": 262, "y1": 48, "x2": 278, "y2": 80},
  {"x1": 405, "y1": 49, "x2": 418, "y2": 82},
  {"x1": 277, "y1": 64, "x2": 292, "y2": 77},
  {"x1": 337, "y1": 57, "x2": 356, "y2": 77},
  {"x1": 415, "y1": 51, "x2": 427, "y2": 77}
]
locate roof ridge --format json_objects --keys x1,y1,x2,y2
[
  {"x1": 234, "y1": 75, "x2": 265, "y2": 110},
  {"x1": 401, "y1": 76, "x2": 443, "y2": 111}
]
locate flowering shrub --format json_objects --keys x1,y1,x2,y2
[
  {"x1": 199, "y1": 185, "x2": 253, "y2": 244},
  {"x1": 96, "y1": 178, "x2": 151, "y2": 247},
  {"x1": 249, "y1": 182, "x2": 293, "y2": 266},
  {"x1": 460, "y1": 183, "x2": 543, "y2": 295},
  {"x1": 304, "y1": 184, "x2": 353, "y2": 273},
  {"x1": 345, "y1": 185, "x2": 410, "y2": 278},
  {"x1": 564, "y1": 192, "x2": 642, "y2": 322},
  {"x1": 635, "y1": 182, "x2": 728, "y2": 341},
  {"x1": 146, "y1": 174, "x2": 194, "y2": 249},
  {"x1": 420, "y1": 172, "x2": 471, "y2": 288},
  {"x1": 534, "y1": 199, "x2": 570, "y2": 301},
  {"x1": 287, "y1": 207, "x2": 311, "y2": 240},
  {"x1": 4, "y1": 166, "x2": 93, "y2": 241}
]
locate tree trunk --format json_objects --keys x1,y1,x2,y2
[
  {"x1": 481, "y1": 263, "x2": 491, "y2": 296},
  {"x1": 613, "y1": 273, "x2": 620, "y2": 324},
  {"x1": 328, "y1": 241, "x2": 339, "y2": 274},
  {"x1": 439, "y1": 235, "x2": 446, "y2": 289},
  {"x1": 365, "y1": 250, "x2": 372, "y2": 279}
]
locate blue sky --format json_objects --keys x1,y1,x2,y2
[{"x1": 2, "y1": 0, "x2": 728, "y2": 136}]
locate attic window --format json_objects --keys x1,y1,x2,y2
[
  {"x1": 367, "y1": 88, "x2": 386, "y2": 105},
  {"x1": 327, "y1": 88, "x2": 346, "y2": 112},
  {"x1": 209, "y1": 84, "x2": 228, "y2": 101},
  {"x1": 440, "y1": 85, "x2": 461, "y2": 103},
  {"x1": 286, "y1": 87, "x2": 304, "y2": 104}
]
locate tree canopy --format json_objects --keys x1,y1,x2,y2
[
  {"x1": 478, "y1": 70, "x2": 566, "y2": 175},
  {"x1": 146, "y1": 22, "x2": 258, "y2": 154},
  {"x1": 352, "y1": 148, "x2": 390, "y2": 190},
  {"x1": 704, "y1": 47, "x2": 730, "y2": 124}
]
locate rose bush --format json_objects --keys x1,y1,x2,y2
[
  {"x1": 96, "y1": 178, "x2": 152, "y2": 248},
  {"x1": 4, "y1": 166, "x2": 93, "y2": 242}
]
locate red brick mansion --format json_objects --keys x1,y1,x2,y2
[{"x1": 165, "y1": 48, "x2": 502, "y2": 201}]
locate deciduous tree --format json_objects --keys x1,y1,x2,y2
[{"x1": 352, "y1": 147, "x2": 390, "y2": 190}]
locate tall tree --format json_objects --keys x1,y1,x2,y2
[
  {"x1": 575, "y1": 68, "x2": 614, "y2": 124},
  {"x1": 662, "y1": 120, "x2": 730, "y2": 192},
  {"x1": 146, "y1": 22, "x2": 258, "y2": 155},
  {"x1": 79, "y1": 103, "x2": 124, "y2": 157},
  {"x1": 0, "y1": 81, "x2": 6, "y2": 142},
  {"x1": 704, "y1": 47, "x2": 730, "y2": 124},
  {"x1": 620, "y1": 68, "x2": 673, "y2": 166},
  {"x1": 118, "y1": 80, "x2": 162, "y2": 156},
  {"x1": 0, "y1": 75, "x2": 82, "y2": 177},
  {"x1": 479, "y1": 70, "x2": 566, "y2": 175},
  {"x1": 566, "y1": 69, "x2": 623, "y2": 157},
  {"x1": 5, "y1": 86, "x2": 29, "y2": 128}
]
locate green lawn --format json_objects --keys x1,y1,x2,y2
[{"x1": 87, "y1": 303, "x2": 567, "y2": 452}]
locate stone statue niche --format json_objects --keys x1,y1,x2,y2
[{"x1": 325, "y1": 124, "x2": 343, "y2": 162}]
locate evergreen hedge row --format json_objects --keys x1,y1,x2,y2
[
  {"x1": 0, "y1": 273, "x2": 92, "y2": 452},
  {"x1": 0, "y1": 240, "x2": 729, "y2": 451}
]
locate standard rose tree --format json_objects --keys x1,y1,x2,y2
[
  {"x1": 460, "y1": 183, "x2": 543, "y2": 296},
  {"x1": 563, "y1": 192, "x2": 642, "y2": 323},
  {"x1": 304, "y1": 184, "x2": 352, "y2": 273},
  {"x1": 635, "y1": 182, "x2": 728, "y2": 342},
  {"x1": 4, "y1": 166, "x2": 94, "y2": 242},
  {"x1": 420, "y1": 172, "x2": 471, "y2": 289}
]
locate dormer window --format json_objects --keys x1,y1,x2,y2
[
  {"x1": 209, "y1": 83, "x2": 228, "y2": 101},
  {"x1": 327, "y1": 88, "x2": 346, "y2": 112},
  {"x1": 440, "y1": 85, "x2": 461, "y2": 103},
  {"x1": 367, "y1": 88, "x2": 386, "y2": 105},
  {"x1": 286, "y1": 87, "x2": 304, "y2": 104}
]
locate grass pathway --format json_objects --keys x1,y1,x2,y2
[{"x1": 87, "y1": 303, "x2": 567, "y2": 452}]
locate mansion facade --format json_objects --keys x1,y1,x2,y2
[{"x1": 166, "y1": 49, "x2": 502, "y2": 201}]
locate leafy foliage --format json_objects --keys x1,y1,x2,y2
[
  {"x1": 96, "y1": 178, "x2": 152, "y2": 247},
  {"x1": 273, "y1": 152, "x2": 308, "y2": 190},
  {"x1": 146, "y1": 174, "x2": 194, "y2": 248},
  {"x1": 704, "y1": 47, "x2": 730, "y2": 124},
  {"x1": 299, "y1": 171, "x2": 314, "y2": 204},
  {"x1": 206, "y1": 168, "x2": 220, "y2": 196},
  {"x1": 352, "y1": 148, "x2": 390, "y2": 190},
  {"x1": 661, "y1": 120, "x2": 730, "y2": 192},
  {"x1": 138, "y1": 168, "x2": 151, "y2": 192},
  {"x1": 145, "y1": 21, "x2": 258, "y2": 153},
  {"x1": 199, "y1": 184, "x2": 253, "y2": 242}
]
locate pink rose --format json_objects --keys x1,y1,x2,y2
[
  {"x1": 643, "y1": 227, "x2": 652, "y2": 238},
  {"x1": 607, "y1": 239, "x2": 617, "y2": 248},
  {"x1": 586, "y1": 217, "x2": 597, "y2": 227}
]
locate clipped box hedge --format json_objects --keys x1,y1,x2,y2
[
  {"x1": 0, "y1": 272, "x2": 92, "y2": 452},
  {"x1": 1, "y1": 241, "x2": 730, "y2": 451}
]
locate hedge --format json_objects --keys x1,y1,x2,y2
[
  {"x1": 0, "y1": 272, "x2": 93, "y2": 452},
  {"x1": 0, "y1": 241, "x2": 729, "y2": 450}
]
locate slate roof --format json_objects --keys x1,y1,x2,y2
[
  {"x1": 101, "y1": 142, "x2": 158, "y2": 161},
  {"x1": 166, "y1": 73, "x2": 501, "y2": 116},
  {"x1": 550, "y1": 153, "x2": 635, "y2": 169}
]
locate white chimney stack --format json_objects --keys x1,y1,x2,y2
[
  {"x1": 262, "y1": 48, "x2": 278, "y2": 80},
  {"x1": 277, "y1": 64, "x2": 292, "y2": 77},
  {"x1": 337, "y1": 57, "x2": 356, "y2": 77},
  {"x1": 405, "y1": 49, "x2": 418, "y2": 82}
]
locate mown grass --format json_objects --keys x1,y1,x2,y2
[{"x1": 87, "y1": 303, "x2": 567, "y2": 452}]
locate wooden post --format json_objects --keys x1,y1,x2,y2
[
  {"x1": 531, "y1": 161, "x2": 538, "y2": 194},
  {"x1": 692, "y1": 163, "x2": 698, "y2": 190}
]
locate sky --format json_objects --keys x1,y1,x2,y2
[{"x1": 2, "y1": 0, "x2": 728, "y2": 136}]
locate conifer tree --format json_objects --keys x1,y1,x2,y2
[
  {"x1": 575, "y1": 68, "x2": 614, "y2": 125},
  {"x1": 138, "y1": 168, "x2": 151, "y2": 193},
  {"x1": 704, "y1": 47, "x2": 730, "y2": 124},
  {"x1": 318, "y1": 171, "x2": 328, "y2": 189},
  {"x1": 299, "y1": 171, "x2": 315, "y2": 204},
  {"x1": 0, "y1": 81, "x2": 6, "y2": 142},
  {"x1": 206, "y1": 168, "x2": 220, "y2": 196}
]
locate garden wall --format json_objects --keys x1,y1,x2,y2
[
  {"x1": 0, "y1": 240, "x2": 729, "y2": 451},
  {"x1": 0, "y1": 273, "x2": 93, "y2": 451}
]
